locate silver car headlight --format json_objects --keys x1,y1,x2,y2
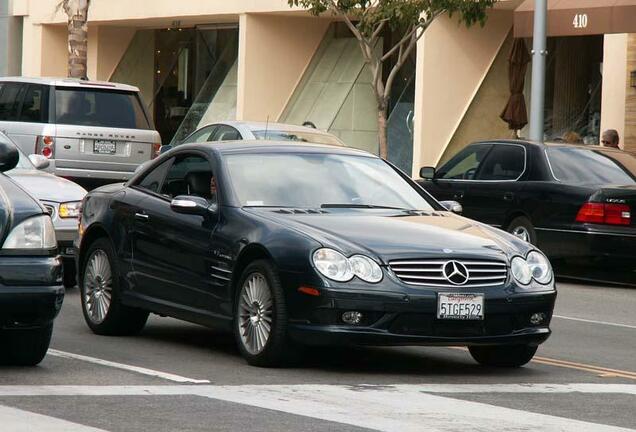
[
  {"x1": 349, "y1": 255, "x2": 383, "y2": 283},
  {"x1": 3, "y1": 215, "x2": 57, "y2": 249},
  {"x1": 312, "y1": 248, "x2": 354, "y2": 282},
  {"x1": 59, "y1": 201, "x2": 82, "y2": 218},
  {"x1": 511, "y1": 252, "x2": 553, "y2": 286}
]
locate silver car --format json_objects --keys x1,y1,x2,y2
[
  {"x1": 4, "y1": 133, "x2": 87, "y2": 287},
  {"x1": 0, "y1": 77, "x2": 161, "y2": 181},
  {"x1": 164, "y1": 121, "x2": 346, "y2": 150}
]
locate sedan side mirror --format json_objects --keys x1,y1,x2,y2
[
  {"x1": 160, "y1": 145, "x2": 173, "y2": 154},
  {"x1": 439, "y1": 200, "x2": 463, "y2": 215},
  {"x1": 29, "y1": 154, "x2": 50, "y2": 170},
  {"x1": 419, "y1": 166, "x2": 436, "y2": 180},
  {"x1": 170, "y1": 195, "x2": 214, "y2": 216},
  {"x1": 0, "y1": 140, "x2": 19, "y2": 172}
]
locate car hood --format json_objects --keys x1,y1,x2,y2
[
  {"x1": 245, "y1": 208, "x2": 531, "y2": 264},
  {"x1": 7, "y1": 169, "x2": 87, "y2": 203}
]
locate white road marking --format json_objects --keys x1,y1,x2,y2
[
  {"x1": 0, "y1": 384, "x2": 634, "y2": 432},
  {"x1": 0, "y1": 404, "x2": 109, "y2": 432},
  {"x1": 553, "y1": 315, "x2": 636, "y2": 330},
  {"x1": 47, "y1": 349, "x2": 210, "y2": 384}
]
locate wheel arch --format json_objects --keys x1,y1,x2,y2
[
  {"x1": 230, "y1": 244, "x2": 275, "y2": 302},
  {"x1": 78, "y1": 224, "x2": 113, "y2": 276}
]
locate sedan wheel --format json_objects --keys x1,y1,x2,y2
[
  {"x1": 84, "y1": 250, "x2": 113, "y2": 325},
  {"x1": 238, "y1": 273, "x2": 274, "y2": 355},
  {"x1": 507, "y1": 216, "x2": 537, "y2": 245}
]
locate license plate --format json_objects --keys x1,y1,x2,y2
[
  {"x1": 93, "y1": 140, "x2": 117, "y2": 155},
  {"x1": 437, "y1": 293, "x2": 484, "y2": 320}
]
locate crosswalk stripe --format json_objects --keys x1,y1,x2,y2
[
  {"x1": 0, "y1": 384, "x2": 633, "y2": 432},
  {"x1": 0, "y1": 404, "x2": 108, "y2": 432}
]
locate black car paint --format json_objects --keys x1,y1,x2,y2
[
  {"x1": 78, "y1": 142, "x2": 556, "y2": 347},
  {"x1": 418, "y1": 140, "x2": 636, "y2": 285},
  {"x1": 0, "y1": 163, "x2": 64, "y2": 331}
]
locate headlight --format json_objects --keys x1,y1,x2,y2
[
  {"x1": 3, "y1": 215, "x2": 56, "y2": 249},
  {"x1": 312, "y1": 248, "x2": 353, "y2": 282},
  {"x1": 527, "y1": 251, "x2": 552, "y2": 284},
  {"x1": 511, "y1": 256, "x2": 532, "y2": 285},
  {"x1": 59, "y1": 201, "x2": 82, "y2": 218},
  {"x1": 349, "y1": 255, "x2": 383, "y2": 283}
]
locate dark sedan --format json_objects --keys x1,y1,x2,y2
[
  {"x1": 417, "y1": 140, "x2": 636, "y2": 285},
  {"x1": 0, "y1": 139, "x2": 64, "y2": 365},
  {"x1": 77, "y1": 141, "x2": 556, "y2": 368}
]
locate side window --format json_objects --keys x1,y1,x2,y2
[
  {"x1": 0, "y1": 83, "x2": 25, "y2": 121},
  {"x1": 438, "y1": 144, "x2": 492, "y2": 180},
  {"x1": 160, "y1": 154, "x2": 214, "y2": 200},
  {"x1": 137, "y1": 158, "x2": 173, "y2": 194},
  {"x1": 19, "y1": 85, "x2": 50, "y2": 123},
  {"x1": 476, "y1": 145, "x2": 526, "y2": 181},
  {"x1": 182, "y1": 125, "x2": 217, "y2": 144},
  {"x1": 210, "y1": 125, "x2": 241, "y2": 141}
]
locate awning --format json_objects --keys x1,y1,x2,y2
[{"x1": 514, "y1": 0, "x2": 636, "y2": 38}]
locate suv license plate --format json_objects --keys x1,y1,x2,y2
[
  {"x1": 94, "y1": 140, "x2": 117, "y2": 155},
  {"x1": 437, "y1": 293, "x2": 484, "y2": 320}
]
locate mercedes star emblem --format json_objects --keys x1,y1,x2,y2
[{"x1": 442, "y1": 260, "x2": 470, "y2": 285}]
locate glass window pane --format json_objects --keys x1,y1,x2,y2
[
  {"x1": 182, "y1": 125, "x2": 217, "y2": 144},
  {"x1": 477, "y1": 145, "x2": 525, "y2": 180},
  {"x1": 210, "y1": 125, "x2": 240, "y2": 141},
  {"x1": 137, "y1": 158, "x2": 173, "y2": 193},
  {"x1": 20, "y1": 85, "x2": 49, "y2": 123},
  {"x1": 547, "y1": 147, "x2": 636, "y2": 185},
  {"x1": 0, "y1": 83, "x2": 25, "y2": 121},
  {"x1": 160, "y1": 155, "x2": 213, "y2": 199},
  {"x1": 55, "y1": 87, "x2": 150, "y2": 129},
  {"x1": 438, "y1": 144, "x2": 491, "y2": 180},
  {"x1": 252, "y1": 130, "x2": 343, "y2": 146}
]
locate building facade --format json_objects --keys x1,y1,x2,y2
[{"x1": 3, "y1": 0, "x2": 636, "y2": 176}]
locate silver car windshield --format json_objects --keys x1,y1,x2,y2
[
  {"x1": 252, "y1": 130, "x2": 343, "y2": 146},
  {"x1": 225, "y1": 153, "x2": 434, "y2": 210}
]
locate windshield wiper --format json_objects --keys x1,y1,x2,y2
[{"x1": 320, "y1": 203, "x2": 410, "y2": 210}]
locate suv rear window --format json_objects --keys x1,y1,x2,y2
[{"x1": 55, "y1": 87, "x2": 151, "y2": 129}]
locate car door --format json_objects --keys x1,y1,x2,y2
[
  {"x1": 421, "y1": 143, "x2": 492, "y2": 205},
  {"x1": 461, "y1": 143, "x2": 527, "y2": 226},
  {"x1": 131, "y1": 151, "x2": 218, "y2": 312}
]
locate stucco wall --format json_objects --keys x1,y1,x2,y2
[{"x1": 625, "y1": 34, "x2": 636, "y2": 153}]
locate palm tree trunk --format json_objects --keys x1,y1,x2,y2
[{"x1": 62, "y1": 0, "x2": 90, "y2": 79}]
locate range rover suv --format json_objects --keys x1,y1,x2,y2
[{"x1": 0, "y1": 77, "x2": 161, "y2": 181}]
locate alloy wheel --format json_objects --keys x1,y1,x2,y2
[
  {"x1": 238, "y1": 272, "x2": 274, "y2": 355},
  {"x1": 83, "y1": 250, "x2": 113, "y2": 324}
]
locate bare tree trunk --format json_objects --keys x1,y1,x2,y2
[
  {"x1": 62, "y1": 0, "x2": 90, "y2": 79},
  {"x1": 378, "y1": 107, "x2": 388, "y2": 159}
]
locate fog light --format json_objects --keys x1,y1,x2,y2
[
  {"x1": 530, "y1": 313, "x2": 546, "y2": 325},
  {"x1": 342, "y1": 311, "x2": 363, "y2": 325}
]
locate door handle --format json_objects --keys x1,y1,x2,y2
[
  {"x1": 503, "y1": 192, "x2": 515, "y2": 201},
  {"x1": 454, "y1": 191, "x2": 464, "y2": 200},
  {"x1": 135, "y1": 212, "x2": 149, "y2": 221}
]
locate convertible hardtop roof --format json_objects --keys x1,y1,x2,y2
[{"x1": 181, "y1": 140, "x2": 375, "y2": 157}]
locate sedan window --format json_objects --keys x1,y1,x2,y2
[
  {"x1": 547, "y1": 147, "x2": 636, "y2": 185},
  {"x1": 181, "y1": 125, "x2": 217, "y2": 145},
  {"x1": 160, "y1": 155, "x2": 214, "y2": 200},
  {"x1": 210, "y1": 125, "x2": 241, "y2": 141},
  {"x1": 476, "y1": 145, "x2": 525, "y2": 181},
  {"x1": 437, "y1": 144, "x2": 491, "y2": 180},
  {"x1": 252, "y1": 130, "x2": 344, "y2": 146},
  {"x1": 137, "y1": 158, "x2": 173, "y2": 194}
]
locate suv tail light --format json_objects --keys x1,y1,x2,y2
[
  {"x1": 152, "y1": 143, "x2": 161, "y2": 159},
  {"x1": 35, "y1": 135, "x2": 55, "y2": 159},
  {"x1": 576, "y1": 202, "x2": 631, "y2": 226}
]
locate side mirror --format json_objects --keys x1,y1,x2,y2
[
  {"x1": 0, "y1": 140, "x2": 19, "y2": 172},
  {"x1": 419, "y1": 166, "x2": 436, "y2": 180},
  {"x1": 439, "y1": 200, "x2": 463, "y2": 215},
  {"x1": 170, "y1": 195, "x2": 214, "y2": 216},
  {"x1": 160, "y1": 145, "x2": 173, "y2": 154},
  {"x1": 29, "y1": 154, "x2": 50, "y2": 170}
]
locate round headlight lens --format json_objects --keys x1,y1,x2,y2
[
  {"x1": 511, "y1": 256, "x2": 532, "y2": 285},
  {"x1": 527, "y1": 251, "x2": 552, "y2": 284},
  {"x1": 312, "y1": 248, "x2": 354, "y2": 282},
  {"x1": 349, "y1": 255, "x2": 383, "y2": 283}
]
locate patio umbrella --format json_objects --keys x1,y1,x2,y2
[{"x1": 500, "y1": 38, "x2": 531, "y2": 132}]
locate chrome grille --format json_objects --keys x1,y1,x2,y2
[{"x1": 389, "y1": 259, "x2": 508, "y2": 288}]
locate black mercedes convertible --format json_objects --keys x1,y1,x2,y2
[{"x1": 76, "y1": 141, "x2": 556, "y2": 367}]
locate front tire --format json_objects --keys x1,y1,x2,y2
[
  {"x1": 80, "y1": 238, "x2": 148, "y2": 336},
  {"x1": 469, "y1": 344, "x2": 538, "y2": 367},
  {"x1": 1, "y1": 324, "x2": 53, "y2": 366},
  {"x1": 233, "y1": 260, "x2": 292, "y2": 367},
  {"x1": 507, "y1": 216, "x2": 536, "y2": 244}
]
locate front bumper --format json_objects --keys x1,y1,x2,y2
[
  {"x1": 286, "y1": 281, "x2": 556, "y2": 347},
  {"x1": 0, "y1": 256, "x2": 64, "y2": 329}
]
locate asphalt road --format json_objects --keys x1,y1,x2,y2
[{"x1": 0, "y1": 281, "x2": 634, "y2": 432}]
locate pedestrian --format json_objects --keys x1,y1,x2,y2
[{"x1": 601, "y1": 129, "x2": 620, "y2": 149}]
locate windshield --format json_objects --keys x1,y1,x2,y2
[
  {"x1": 55, "y1": 87, "x2": 151, "y2": 129},
  {"x1": 546, "y1": 147, "x2": 636, "y2": 185},
  {"x1": 225, "y1": 153, "x2": 434, "y2": 210},
  {"x1": 252, "y1": 130, "x2": 343, "y2": 146}
]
